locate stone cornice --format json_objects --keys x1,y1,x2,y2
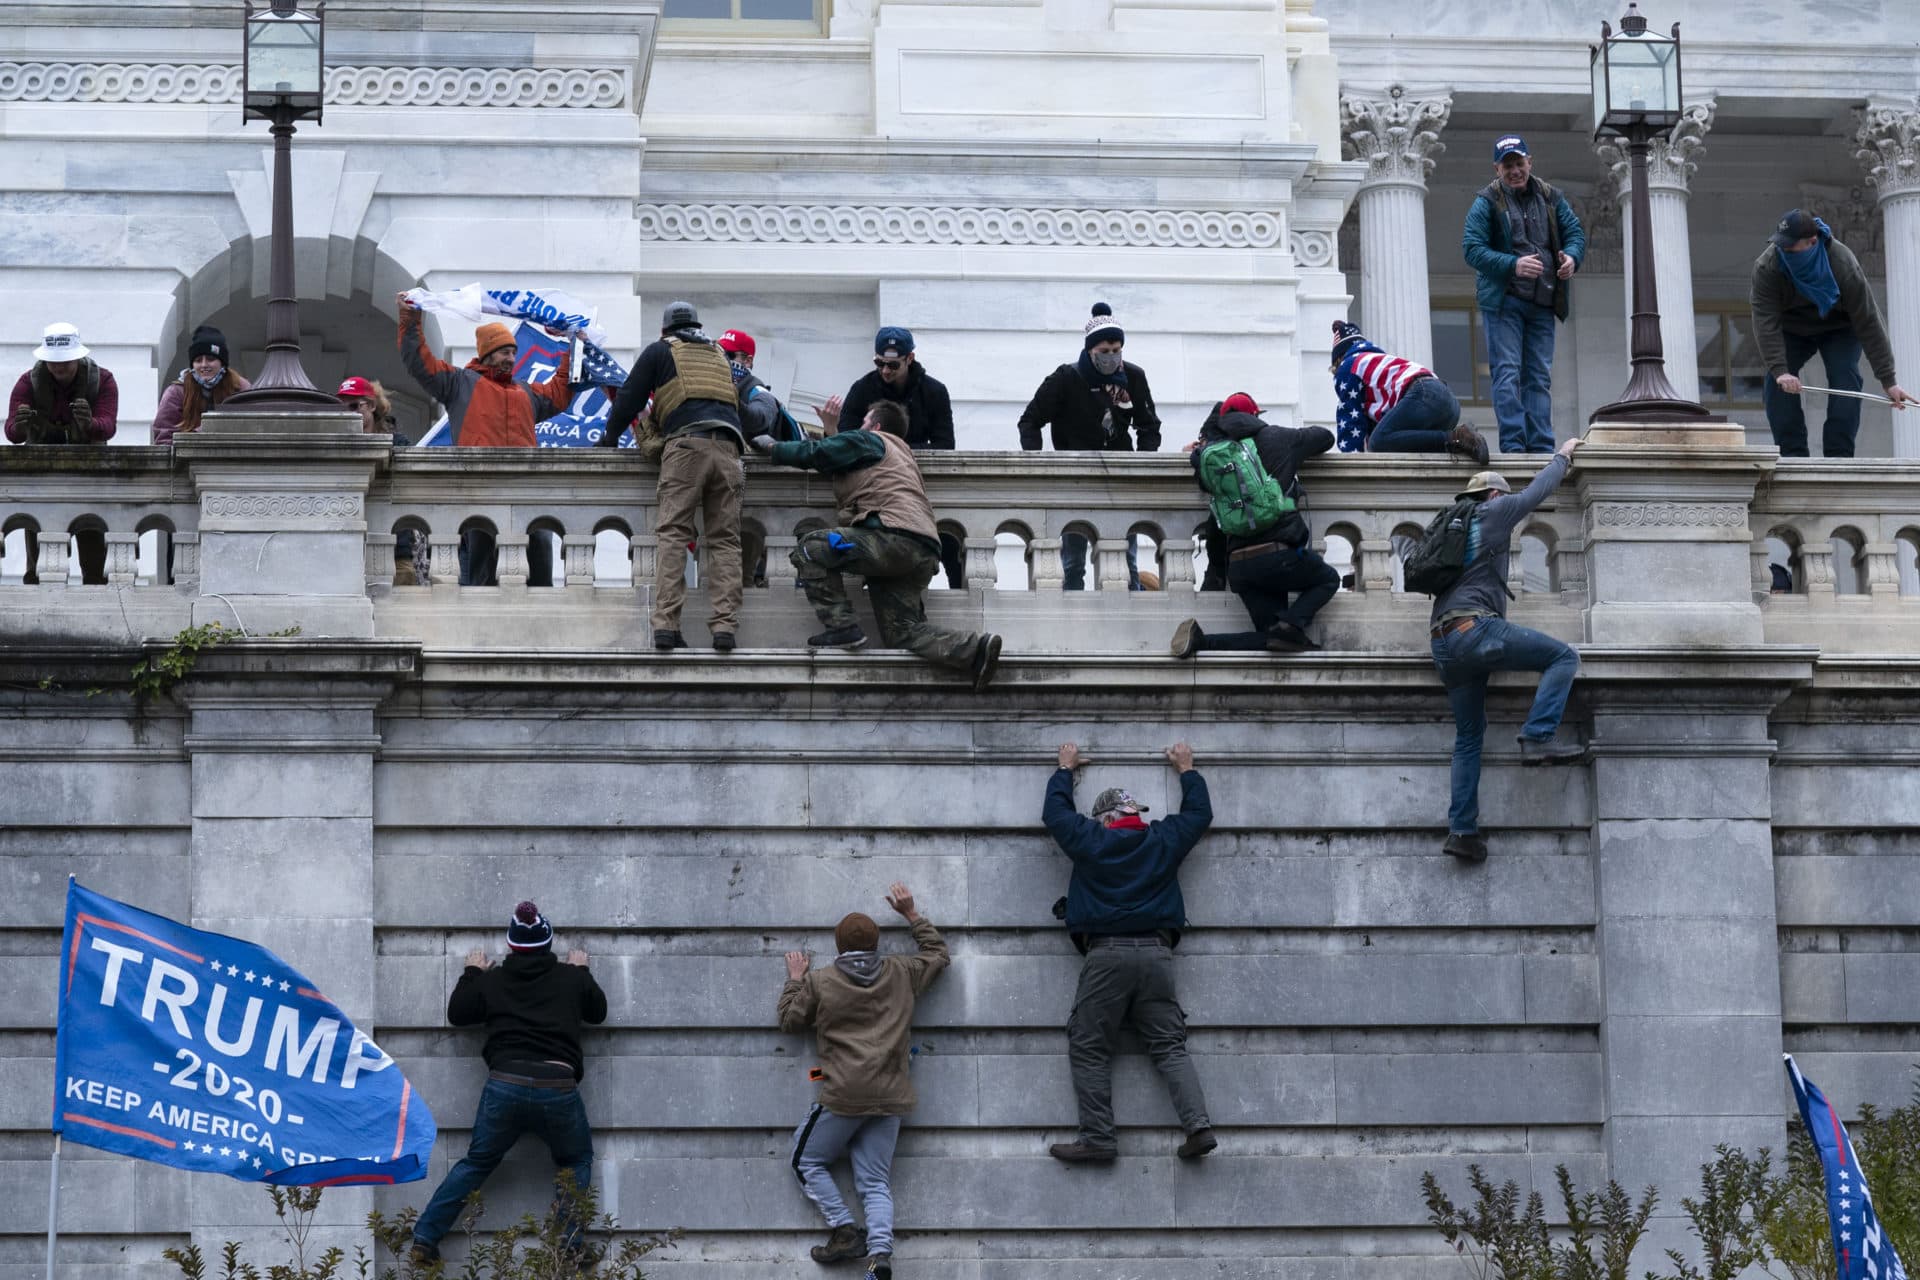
[
  {"x1": 1339, "y1": 85, "x2": 1451, "y2": 190},
  {"x1": 638, "y1": 135, "x2": 1323, "y2": 180},
  {"x1": 635, "y1": 202, "x2": 1296, "y2": 251}
]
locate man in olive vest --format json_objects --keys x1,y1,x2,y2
[
  {"x1": 751, "y1": 400, "x2": 1003, "y2": 689},
  {"x1": 600, "y1": 301, "x2": 748, "y2": 651}
]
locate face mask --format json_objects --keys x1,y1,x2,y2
[
  {"x1": 191, "y1": 369, "x2": 223, "y2": 390},
  {"x1": 1090, "y1": 350, "x2": 1124, "y2": 376}
]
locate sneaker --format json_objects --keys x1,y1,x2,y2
[
  {"x1": 810, "y1": 1224, "x2": 866, "y2": 1265},
  {"x1": 711, "y1": 632, "x2": 736, "y2": 652},
  {"x1": 653, "y1": 629, "x2": 686, "y2": 651},
  {"x1": 1443, "y1": 832, "x2": 1489, "y2": 862},
  {"x1": 971, "y1": 633, "x2": 1003, "y2": 691},
  {"x1": 1048, "y1": 1140, "x2": 1118, "y2": 1164},
  {"x1": 1446, "y1": 423, "x2": 1491, "y2": 465},
  {"x1": 1176, "y1": 1127, "x2": 1218, "y2": 1159},
  {"x1": 1266, "y1": 621, "x2": 1320, "y2": 653},
  {"x1": 865, "y1": 1255, "x2": 893, "y2": 1280},
  {"x1": 1171, "y1": 618, "x2": 1203, "y2": 659},
  {"x1": 808, "y1": 625, "x2": 868, "y2": 650},
  {"x1": 1518, "y1": 736, "x2": 1585, "y2": 767}
]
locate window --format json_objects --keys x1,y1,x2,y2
[
  {"x1": 1695, "y1": 307, "x2": 1766, "y2": 407},
  {"x1": 1430, "y1": 303, "x2": 1491, "y2": 405},
  {"x1": 663, "y1": 0, "x2": 825, "y2": 31}
]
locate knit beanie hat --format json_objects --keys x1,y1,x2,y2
[
  {"x1": 188, "y1": 325, "x2": 230, "y2": 367},
  {"x1": 834, "y1": 912, "x2": 879, "y2": 954},
  {"x1": 507, "y1": 900, "x2": 554, "y2": 952},
  {"x1": 474, "y1": 323, "x2": 517, "y2": 361},
  {"x1": 1084, "y1": 302, "x2": 1124, "y2": 349},
  {"x1": 1222, "y1": 392, "x2": 1261, "y2": 417},
  {"x1": 1331, "y1": 319, "x2": 1366, "y2": 364}
]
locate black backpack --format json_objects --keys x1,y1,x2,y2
[{"x1": 1403, "y1": 498, "x2": 1484, "y2": 596}]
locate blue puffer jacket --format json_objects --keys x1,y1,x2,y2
[
  {"x1": 1461, "y1": 178, "x2": 1587, "y2": 320},
  {"x1": 1044, "y1": 768, "x2": 1212, "y2": 946}
]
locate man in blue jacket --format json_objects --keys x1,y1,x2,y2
[
  {"x1": 1461, "y1": 135, "x2": 1585, "y2": 456},
  {"x1": 1043, "y1": 740, "x2": 1215, "y2": 1163}
]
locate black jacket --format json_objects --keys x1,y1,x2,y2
[
  {"x1": 1043, "y1": 767, "x2": 1211, "y2": 948},
  {"x1": 838, "y1": 363, "x2": 954, "y2": 450},
  {"x1": 446, "y1": 951, "x2": 608, "y2": 1081},
  {"x1": 1017, "y1": 360, "x2": 1161, "y2": 452},
  {"x1": 1192, "y1": 406, "x2": 1333, "y2": 551}
]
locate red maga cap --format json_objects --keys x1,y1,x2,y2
[{"x1": 718, "y1": 330, "x2": 756, "y2": 357}]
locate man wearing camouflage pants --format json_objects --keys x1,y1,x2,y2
[{"x1": 752, "y1": 400, "x2": 1003, "y2": 690}]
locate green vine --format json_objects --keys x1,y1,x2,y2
[{"x1": 128, "y1": 621, "x2": 302, "y2": 702}]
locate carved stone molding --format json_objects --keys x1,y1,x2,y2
[
  {"x1": 1339, "y1": 85, "x2": 1452, "y2": 189},
  {"x1": 1855, "y1": 99, "x2": 1920, "y2": 199},
  {"x1": 1291, "y1": 229, "x2": 1335, "y2": 268},
  {"x1": 0, "y1": 62, "x2": 627, "y2": 109},
  {"x1": 1595, "y1": 99, "x2": 1715, "y2": 195},
  {"x1": 1588, "y1": 501, "x2": 1747, "y2": 532},
  {"x1": 634, "y1": 203, "x2": 1289, "y2": 250},
  {"x1": 203, "y1": 494, "x2": 363, "y2": 521}
]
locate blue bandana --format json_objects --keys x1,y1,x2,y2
[{"x1": 1779, "y1": 218, "x2": 1840, "y2": 318}]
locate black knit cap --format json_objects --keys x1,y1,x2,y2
[
  {"x1": 507, "y1": 900, "x2": 554, "y2": 952},
  {"x1": 188, "y1": 325, "x2": 229, "y2": 367}
]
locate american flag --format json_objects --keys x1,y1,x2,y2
[
  {"x1": 1787, "y1": 1054, "x2": 1910, "y2": 1280},
  {"x1": 577, "y1": 339, "x2": 629, "y2": 389},
  {"x1": 1333, "y1": 340, "x2": 1433, "y2": 452}
]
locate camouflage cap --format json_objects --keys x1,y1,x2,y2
[{"x1": 1091, "y1": 788, "x2": 1149, "y2": 819}]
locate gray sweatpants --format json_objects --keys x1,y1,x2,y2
[
  {"x1": 1067, "y1": 936, "x2": 1212, "y2": 1148},
  {"x1": 790, "y1": 1105, "x2": 902, "y2": 1256}
]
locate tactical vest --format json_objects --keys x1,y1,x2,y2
[
  {"x1": 649, "y1": 337, "x2": 740, "y2": 429},
  {"x1": 30, "y1": 359, "x2": 101, "y2": 418},
  {"x1": 831, "y1": 432, "x2": 939, "y2": 544}
]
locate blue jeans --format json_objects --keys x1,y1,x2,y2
[
  {"x1": 791, "y1": 1107, "x2": 902, "y2": 1256},
  {"x1": 413, "y1": 1078, "x2": 594, "y2": 1251},
  {"x1": 1483, "y1": 295, "x2": 1558, "y2": 454},
  {"x1": 1061, "y1": 533, "x2": 1141, "y2": 591},
  {"x1": 1429, "y1": 615, "x2": 1580, "y2": 835},
  {"x1": 1762, "y1": 328, "x2": 1865, "y2": 458},
  {"x1": 1367, "y1": 376, "x2": 1460, "y2": 453},
  {"x1": 1195, "y1": 544, "x2": 1341, "y2": 648},
  {"x1": 458, "y1": 528, "x2": 555, "y2": 587}
]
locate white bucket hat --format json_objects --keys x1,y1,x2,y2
[{"x1": 33, "y1": 322, "x2": 90, "y2": 363}]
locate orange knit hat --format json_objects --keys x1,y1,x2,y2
[{"x1": 474, "y1": 322, "x2": 517, "y2": 361}]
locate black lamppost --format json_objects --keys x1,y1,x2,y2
[
  {"x1": 1588, "y1": 4, "x2": 1717, "y2": 423},
  {"x1": 221, "y1": 0, "x2": 341, "y2": 413}
]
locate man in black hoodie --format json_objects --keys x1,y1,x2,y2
[
  {"x1": 1173, "y1": 393, "x2": 1340, "y2": 655},
  {"x1": 410, "y1": 902, "x2": 609, "y2": 1264}
]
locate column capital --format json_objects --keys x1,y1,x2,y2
[
  {"x1": 1339, "y1": 84, "x2": 1451, "y2": 189},
  {"x1": 1595, "y1": 98, "x2": 1715, "y2": 195},
  {"x1": 1854, "y1": 97, "x2": 1920, "y2": 199}
]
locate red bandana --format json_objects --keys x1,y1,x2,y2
[{"x1": 1104, "y1": 813, "x2": 1148, "y2": 831}]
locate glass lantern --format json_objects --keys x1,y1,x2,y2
[
  {"x1": 1590, "y1": 4, "x2": 1681, "y2": 138},
  {"x1": 243, "y1": 1, "x2": 325, "y2": 121}
]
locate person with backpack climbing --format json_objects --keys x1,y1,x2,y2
[
  {"x1": 1330, "y1": 320, "x2": 1488, "y2": 462},
  {"x1": 1413, "y1": 436, "x2": 1586, "y2": 864},
  {"x1": 1462, "y1": 135, "x2": 1585, "y2": 455},
  {"x1": 1171, "y1": 393, "x2": 1339, "y2": 656}
]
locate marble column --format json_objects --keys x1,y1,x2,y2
[
  {"x1": 1855, "y1": 99, "x2": 1920, "y2": 457},
  {"x1": 1339, "y1": 86, "x2": 1451, "y2": 368},
  {"x1": 1598, "y1": 99, "x2": 1714, "y2": 405}
]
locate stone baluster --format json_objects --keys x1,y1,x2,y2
[
  {"x1": 1597, "y1": 99, "x2": 1714, "y2": 405},
  {"x1": 429, "y1": 534, "x2": 460, "y2": 586},
  {"x1": 631, "y1": 533, "x2": 659, "y2": 588},
  {"x1": 105, "y1": 532, "x2": 139, "y2": 585},
  {"x1": 1340, "y1": 85, "x2": 1451, "y2": 366},
  {"x1": 1864, "y1": 541, "x2": 1901, "y2": 596},
  {"x1": 1799, "y1": 540, "x2": 1837, "y2": 603},
  {"x1": 964, "y1": 536, "x2": 999, "y2": 591},
  {"x1": 563, "y1": 534, "x2": 598, "y2": 587},
  {"x1": 495, "y1": 533, "x2": 530, "y2": 588},
  {"x1": 1855, "y1": 100, "x2": 1920, "y2": 457},
  {"x1": 172, "y1": 532, "x2": 200, "y2": 591},
  {"x1": 1357, "y1": 537, "x2": 1395, "y2": 594},
  {"x1": 1029, "y1": 537, "x2": 1065, "y2": 590},
  {"x1": 764, "y1": 535, "x2": 798, "y2": 590},
  {"x1": 1095, "y1": 538, "x2": 1132, "y2": 591},
  {"x1": 35, "y1": 531, "x2": 70, "y2": 586},
  {"x1": 1751, "y1": 540, "x2": 1775, "y2": 602},
  {"x1": 364, "y1": 533, "x2": 397, "y2": 592},
  {"x1": 1554, "y1": 536, "x2": 1588, "y2": 609},
  {"x1": 1160, "y1": 535, "x2": 1197, "y2": 589}
]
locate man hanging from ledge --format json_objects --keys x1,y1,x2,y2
[
  {"x1": 751, "y1": 399, "x2": 1003, "y2": 689},
  {"x1": 1044, "y1": 741, "x2": 1216, "y2": 1165},
  {"x1": 779, "y1": 882, "x2": 949, "y2": 1280}
]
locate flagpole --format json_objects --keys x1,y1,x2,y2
[{"x1": 46, "y1": 1133, "x2": 60, "y2": 1280}]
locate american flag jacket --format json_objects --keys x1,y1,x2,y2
[{"x1": 1333, "y1": 340, "x2": 1435, "y2": 452}]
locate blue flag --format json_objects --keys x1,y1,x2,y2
[
  {"x1": 1786, "y1": 1054, "x2": 1910, "y2": 1280},
  {"x1": 53, "y1": 881, "x2": 435, "y2": 1186}
]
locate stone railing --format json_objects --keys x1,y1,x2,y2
[{"x1": 3, "y1": 419, "x2": 1918, "y2": 653}]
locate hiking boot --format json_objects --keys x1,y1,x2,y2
[
  {"x1": 406, "y1": 1241, "x2": 441, "y2": 1269},
  {"x1": 1266, "y1": 621, "x2": 1320, "y2": 652},
  {"x1": 1518, "y1": 736, "x2": 1586, "y2": 767},
  {"x1": 711, "y1": 631, "x2": 736, "y2": 652},
  {"x1": 1443, "y1": 832, "x2": 1489, "y2": 863},
  {"x1": 1171, "y1": 618, "x2": 1203, "y2": 659},
  {"x1": 971, "y1": 633, "x2": 1003, "y2": 690},
  {"x1": 1446, "y1": 423, "x2": 1491, "y2": 465},
  {"x1": 865, "y1": 1255, "x2": 893, "y2": 1280},
  {"x1": 808, "y1": 625, "x2": 868, "y2": 650},
  {"x1": 810, "y1": 1224, "x2": 866, "y2": 1265},
  {"x1": 1176, "y1": 1127, "x2": 1218, "y2": 1160},
  {"x1": 1048, "y1": 1140, "x2": 1117, "y2": 1164},
  {"x1": 653, "y1": 629, "x2": 686, "y2": 651}
]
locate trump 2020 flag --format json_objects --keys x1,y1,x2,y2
[
  {"x1": 53, "y1": 881, "x2": 434, "y2": 1186},
  {"x1": 1786, "y1": 1053, "x2": 1910, "y2": 1280},
  {"x1": 416, "y1": 322, "x2": 633, "y2": 448}
]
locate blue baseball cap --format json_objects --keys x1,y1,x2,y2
[
  {"x1": 1493, "y1": 134, "x2": 1529, "y2": 162},
  {"x1": 874, "y1": 325, "x2": 915, "y2": 357}
]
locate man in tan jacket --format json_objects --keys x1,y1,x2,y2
[{"x1": 779, "y1": 882, "x2": 949, "y2": 1279}]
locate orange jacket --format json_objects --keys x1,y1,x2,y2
[{"x1": 398, "y1": 309, "x2": 572, "y2": 447}]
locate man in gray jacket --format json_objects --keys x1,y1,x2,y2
[{"x1": 1751, "y1": 208, "x2": 1913, "y2": 457}]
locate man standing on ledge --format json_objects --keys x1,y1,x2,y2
[
  {"x1": 753, "y1": 400, "x2": 1002, "y2": 689},
  {"x1": 1462, "y1": 134, "x2": 1585, "y2": 455},
  {"x1": 1044, "y1": 741, "x2": 1216, "y2": 1164},
  {"x1": 410, "y1": 901, "x2": 607, "y2": 1266}
]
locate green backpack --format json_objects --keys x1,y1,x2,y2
[{"x1": 1198, "y1": 438, "x2": 1296, "y2": 538}]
